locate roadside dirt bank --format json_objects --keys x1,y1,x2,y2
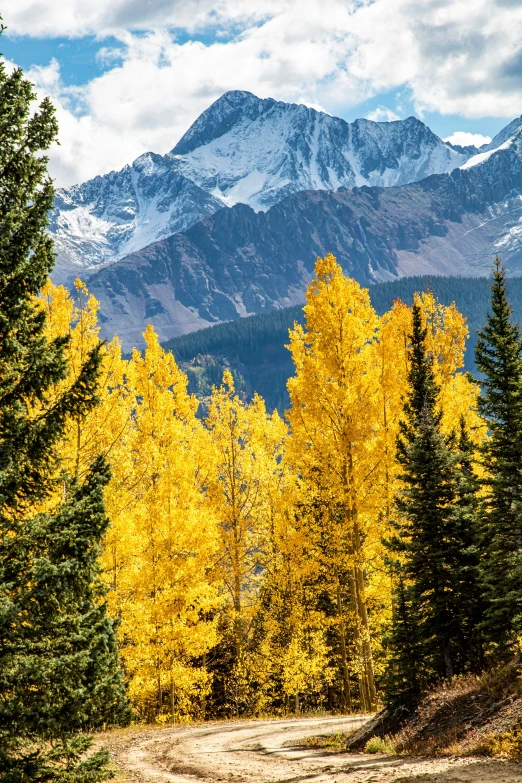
[{"x1": 99, "y1": 714, "x2": 522, "y2": 783}]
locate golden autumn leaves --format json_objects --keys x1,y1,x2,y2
[{"x1": 35, "y1": 254, "x2": 483, "y2": 719}]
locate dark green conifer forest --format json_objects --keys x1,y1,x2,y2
[{"x1": 165, "y1": 275, "x2": 522, "y2": 414}]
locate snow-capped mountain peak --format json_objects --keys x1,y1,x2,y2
[
  {"x1": 168, "y1": 92, "x2": 470, "y2": 211},
  {"x1": 460, "y1": 123, "x2": 522, "y2": 170},
  {"x1": 50, "y1": 89, "x2": 480, "y2": 278},
  {"x1": 171, "y1": 90, "x2": 271, "y2": 155}
]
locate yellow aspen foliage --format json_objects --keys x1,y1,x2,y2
[
  {"x1": 285, "y1": 256, "x2": 486, "y2": 713},
  {"x1": 38, "y1": 281, "x2": 222, "y2": 721},
  {"x1": 113, "y1": 325, "x2": 222, "y2": 721},
  {"x1": 374, "y1": 292, "x2": 483, "y2": 520},
  {"x1": 38, "y1": 278, "x2": 131, "y2": 487},
  {"x1": 286, "y1": 253, "x2": 381, "y2": 712},
  {"x1": 280, "y1": 628, "x2": 332, "y2": 704},
  {"x1": 33, "y1": 265, "x2": 487, "y2": 720},
  {"x1": 205, "y1": 370, "x2": 289, "y2": 713},
  {"x1": 253, "y1": 546, "x2": 334, "y2": 713},
  {"x1": 415, "y1": 291, "x2": 484, "y2": 440},
  {"x1": 247, "y1": 434, "x2": 334, "y2": 713},
  {"x1": 38, "y1": 279, "x2": 137, "y2": 602}
]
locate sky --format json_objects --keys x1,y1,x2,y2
[{"x1": 3, "y1": 0, "x2": 522, "y2": 188}]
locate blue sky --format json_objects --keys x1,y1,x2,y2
[{"x1": 3, "y1": 0, "x2": 521, "y2": 186}]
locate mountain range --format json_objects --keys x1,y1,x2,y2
[{"x1": 48, "y1": 90, "x2": 522, "y2": 348}]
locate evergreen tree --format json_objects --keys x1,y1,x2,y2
[
  {"x1": 475, "y1": 258, "x2": 522, "y2": 649},
  {"x1": 386, "y1": 304, "x2": 481, "y2": 702},
  {"x1": 450, "y1": 418, "x2": 484, "y2": 671},
  {"x1": 0, "y1": 55, "x2": 128, "y2": 781},
  {"x1": 383, "y1": 572, "x2": 422, "y2": 710}
]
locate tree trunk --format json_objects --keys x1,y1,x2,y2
[
  {"x1": 336, "y1": 581, "x2": 352, "y2": 712},
  {"x1": 343, "y1": 449, "x2": 377, "y2": 712},
  {"x1": 347, "y1": 566, "x2": 367, "y2": 711},
  {"x1": 353, "y1": 521, "x2": 377, "y2": 711},
  {"x1": 444, "y1": 644, "x2": 454, "y2": 680},
  {"x1": 157, "y1": 670, "x2": 162, "y2": 717},
  {"x1": 201, "y1": 652, "x2": 207, "y2": 721},
  {"x1": 170, "y1": 675, "x2": 176, "y2": 723},
  {"x1": 233, "y1": 563, "x2": 242, "y2": 663}
]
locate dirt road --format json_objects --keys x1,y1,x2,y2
[{"x1": 102, "y1": 714, "x2": 522, "y2": 783}]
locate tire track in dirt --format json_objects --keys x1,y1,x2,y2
[{"x1": 100, "y1": 715, "x2": 522, "y2": 783}]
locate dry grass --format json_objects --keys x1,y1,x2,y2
[
  {"x1": 301, "y1": 730, "x2": 350, "y2": 750},
  {"x1": 389, "y1": 661, "x2": 522, "y2": 758}
]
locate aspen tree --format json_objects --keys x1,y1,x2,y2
[
  {"x1": 205, "y1": 372, "x2": 288, "y2": 712},
  {"x1": 117, "y1": 326, "x2": 222, "y2": 719},
  {"x1": 39, "y1": 280, "x2": 137, "y2": 609},
  {"x1": 254, "y1": 468, "x2": 333, "y2": 713},
  {"x1": 41, "y1": 284, "x2": 222, "y2": 720},
  {"x1": 287, "y1": 254, "x2": 381, "y2": 711}
]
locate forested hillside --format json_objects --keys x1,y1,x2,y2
[{"x1": 164, "y1": 275, "x2": 522, "y2": 412}]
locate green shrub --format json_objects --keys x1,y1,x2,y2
[{"x1": 364, "y1": 735, "x2": 395, "y2": 754}]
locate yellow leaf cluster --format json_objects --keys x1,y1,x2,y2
[{"x1": 40, "y1": 283, "x2": 222, "y2": 721}]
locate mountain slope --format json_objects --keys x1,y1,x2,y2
[
  {"x1": 86, "y1": 126, "x2": 522, "y2": 348},
  {"x1": 163, "y1": 275, "x2": 522, "y2": 414},
  {"x1": 50, "y1": 91, "x2": 472, "y2": 277},
  {"x1": 49, "y1": 153, "x2": 223, "y2": 283}
]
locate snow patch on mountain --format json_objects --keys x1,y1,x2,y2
[
  {"x1": 50, "y1": 152, "x2": 223, "y2": 274},
  {"x1": 480, "y1": 115, "x2": 522, "y2": 153},
  {"x1": 460, "y1": 138, "x2": 515, "y2": 170},
  {"x1": 460, "y1": 125, "x2": 522, "y2": 170}
]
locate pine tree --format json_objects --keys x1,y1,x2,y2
[
  {"x1": 383, "y1": 573, "x2": 422, "y2": 710},
  {"x1": 475, "y1": 258, "x2": 522, "y2": 649},
  {"x1": 386, "y1": 304, "x2": 479, "y2": 699},
  {"x1": 0, "y1": 58, "x2": 128, "y2": 780},
  {"x1": 450, "y1": 418, "x2": 484, "y2": 671}
]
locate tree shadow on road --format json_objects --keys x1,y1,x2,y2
[
  {"x1": 392, "y1": 758, "x2": 522, "y2": 783},
  {"x1": 262, "y1": 757, "x2": 522, "y2": 783}
]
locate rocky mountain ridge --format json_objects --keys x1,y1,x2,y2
[
  {"x1": 85, "y1": 124, "x2": 522, "y2": 348},
  {"x1": 169, "y1": 90, "x2": 471, "y2": 208},
  {"x1": 50, "y1": 90, "x2": 475, "y2": 278}
]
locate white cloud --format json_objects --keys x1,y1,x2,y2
[
  {"x1": 24, "y1": 14, "x2": 366, "y2": 186},
  {"x1": 444, "y1": 131, "x2": 492, "y2": 148},
  {"x1": 11, "y1": 0, "x2": 522, "y2": 186},
  {"x1": 366, "y1": 106, "x2": 401, "y2": 122},
  {"x1": 4, "y1": 0, "x2": 287, "y2": 38}
]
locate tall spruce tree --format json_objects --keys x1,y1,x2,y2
[
  {"x1": 0, "y1": 55, "x2": 128, "y2": 781},
  {"x1": 450, "y1": 418, "x2": 484, "y2": 670},
  {"x1": 475, "y1": 258, "x2": 522, "y2": 650},
  {"x1": 386, "y1": 304, "x2": 481, "y2": 703},
  {"x1": 383, "y1": 570, "x2": 423, "y2": 710}
]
